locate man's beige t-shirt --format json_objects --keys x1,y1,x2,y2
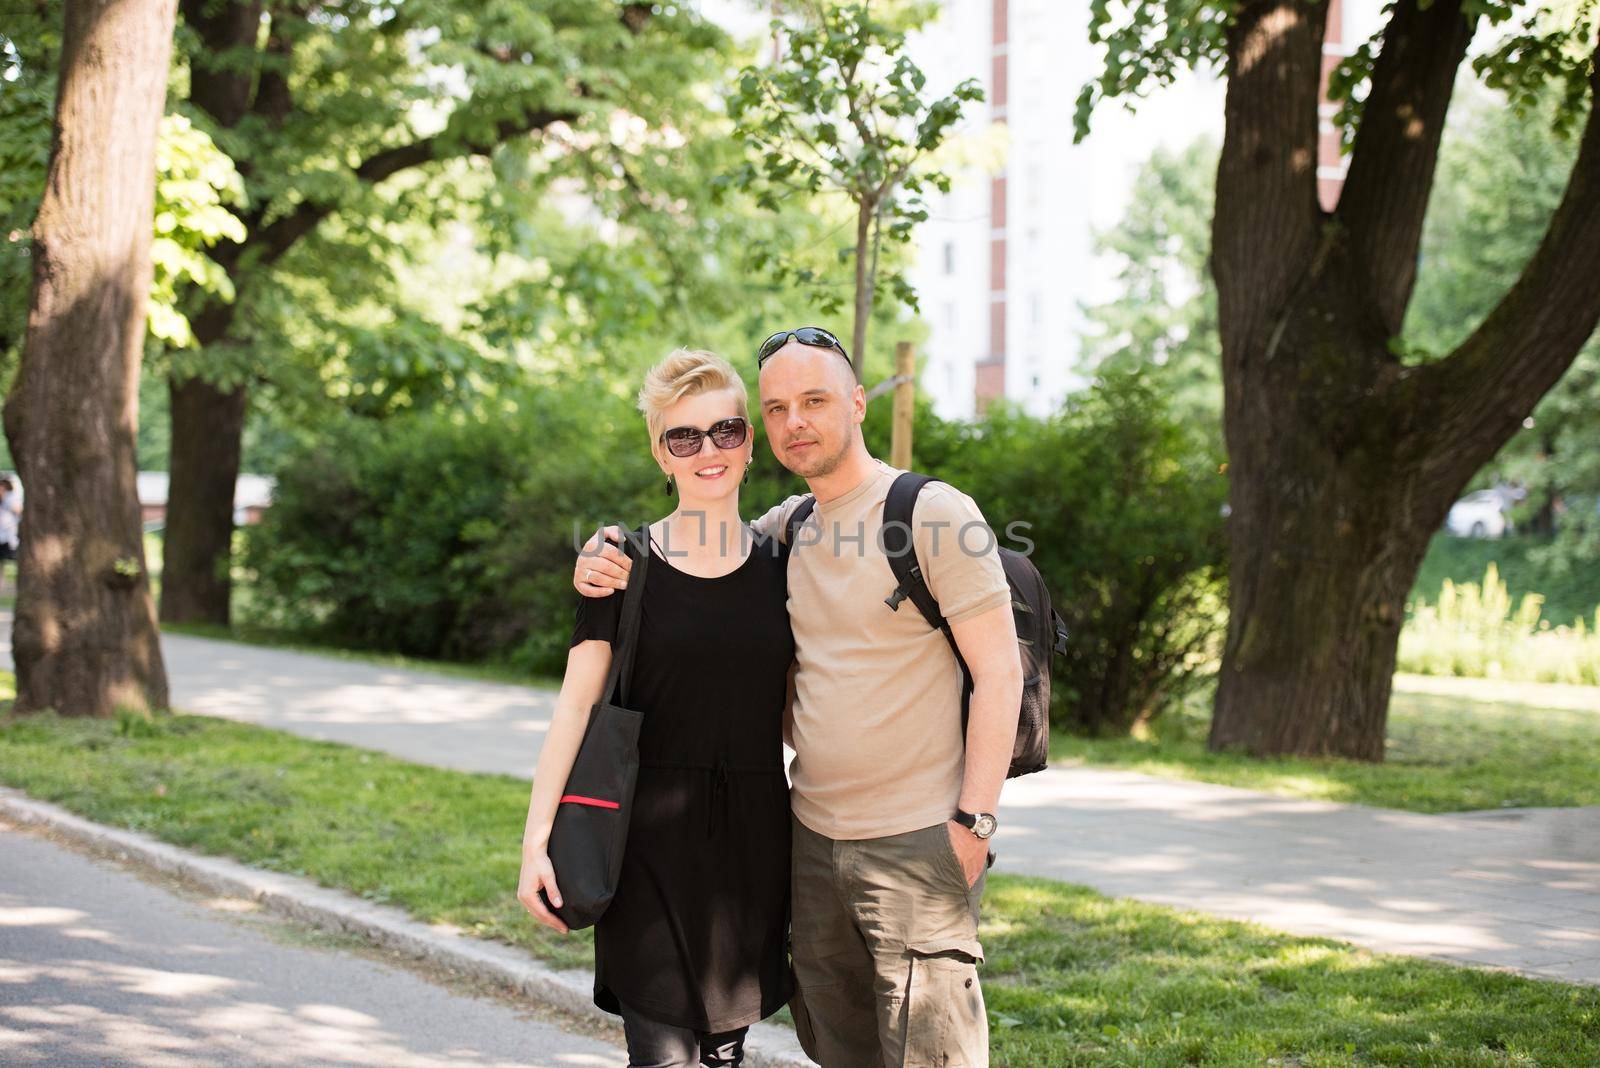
[{"x1": 751, "y1": 460, "x2": 1011, "y2": 840}]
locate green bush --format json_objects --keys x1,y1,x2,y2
[
  {"x1": 240, "y1": 379, "x2": 660, "y2": 673},
  {"x1": 878, "y1": 371, "x2": 1229, "y2": 735}
]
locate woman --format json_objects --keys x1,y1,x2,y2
[{"x1": 517, "y1": 349, "x2": 795, "y2": 1067}]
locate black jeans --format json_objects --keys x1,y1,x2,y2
[{"x1": 619, "y1": 1001, "x2": 747, "y2": 1067}]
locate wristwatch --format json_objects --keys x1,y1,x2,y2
[{"x1": 953, "y1": 809, "x2": 998, "y2": 840}]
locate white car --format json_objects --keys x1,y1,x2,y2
[{"x1": 1446, "y1": 490, "x2": 1511, "y2": 538}]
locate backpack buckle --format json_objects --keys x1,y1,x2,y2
[{"x1": 885, "y1": 586, "x2": 909, "y2": 611}]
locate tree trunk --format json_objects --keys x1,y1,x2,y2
[
  {"x1": 156, "y1": 0, "x2": 260, "y2": 626},
  {"x1": 1207, "y1": 261, "x2": 1444, "y2": 760},
  {"x1": 1529, "y1": 433, "x2": 1557, "y2": 536},
  {"x1": 158, "y1": 372, "x2": 246, "y2": 624},
  {"x1": 1, "y1": 0, "x2": 177, "y2": 717},
  {"x1": 850, "y1": 196, "x2": 874, "y2": 372}
]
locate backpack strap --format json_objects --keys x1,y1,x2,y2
[
  {"x1": 881, "y1": 472, "x2": 946, "y2": 631},
  {"x1": 881, "y1": 471, "x2": 974, "y2": 717},
  {"x1": 783, "y1": 494, "x2": 817, "y2": 547}
]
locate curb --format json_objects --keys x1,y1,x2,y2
[{"x1": 0, "y1": 788, "x2": 813, "y2": 1067}]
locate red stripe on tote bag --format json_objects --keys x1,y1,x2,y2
[{"x1": 559, "y1": 794, "x2": 621, "y2": 810}]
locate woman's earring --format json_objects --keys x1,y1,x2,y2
[
  {"x1": 664, "y1": 473, "x2": 674, "y2": 496},
  {"x1": 743, "y1": 460, "x2": 751, "y2": 486}
]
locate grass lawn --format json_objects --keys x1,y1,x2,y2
[
  {"x1": 1051, "y1": 680, "x2": 1600, "y2": 813},
  {"x1": 1, "y1": 696, "x2": 1595, "y2": 1065}
]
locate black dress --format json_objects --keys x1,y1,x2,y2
[{"x1": 569, "y1": 526, "x2": 795, "y2": 1032}]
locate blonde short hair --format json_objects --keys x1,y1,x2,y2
[{"x1": 637, "y1": 348, "x2": 749, "y2": 443}]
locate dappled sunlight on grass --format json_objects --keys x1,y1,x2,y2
[{"x1": 980, "y1": 874, "x2": 1599, "y2": 1065}]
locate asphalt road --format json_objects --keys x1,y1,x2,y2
[{"x1": 0, "y1": 819, "x2": 627, "y2": 1067}]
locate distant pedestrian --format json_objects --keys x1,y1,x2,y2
[{"x1": 0, "y1": 477, "x2": 21, "y2": 584}]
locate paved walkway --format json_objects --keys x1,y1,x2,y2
[
  {"x1": 0, "y1": 818, "x2": 626, "y2": 1066},
  {"x1": 4, "y1": 622, "x2": 1598, "y2": 985}
]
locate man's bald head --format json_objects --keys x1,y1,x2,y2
[{"x1": 756, "y1": 341, "x2": 866, "y2": 478}]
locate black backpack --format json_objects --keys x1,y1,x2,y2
[{"x1": 784, "y1": 471, "x2": 1067, "y2": 779}]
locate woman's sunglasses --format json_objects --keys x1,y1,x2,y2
[
  {"x1": 756, "y1": 327, "x2": 853, "y2": 369},
  {"x1": 659, "y1": 417, "x2": 750, "y2": 458}
]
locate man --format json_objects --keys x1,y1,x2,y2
[{"x1": 575, "y1": 328, "x2": 1021, "y2": 1065}]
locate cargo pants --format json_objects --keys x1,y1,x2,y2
[{"x1": 789, "y1": 815, "x2": 989, "y2": 1067}]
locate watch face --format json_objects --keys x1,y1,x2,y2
[{"x1": 973, "y1": 814, "x2": 997, "y2": 839}]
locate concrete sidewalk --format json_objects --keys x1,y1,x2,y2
[
  {"x1": 6, "y1": 622, "x2": 1599, "y2": 985},
  {"x1": 0, "y1": 810, "x2": 631, "y2": 1067}
]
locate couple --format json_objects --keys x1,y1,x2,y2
[{"x1": 518, "y1": 328, "x2": 1022, "y2": 1067}]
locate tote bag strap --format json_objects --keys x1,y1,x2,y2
[{"x1": 597, "y1": 523, "x2": 650, "y2": 709}]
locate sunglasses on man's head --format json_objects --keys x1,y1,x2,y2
[
  {"x1": 659, "y1": 417, "x2": 750, "y2": 458},
  {"x1": 756, "y1": 327, "x2": 853, "y2": 369}
]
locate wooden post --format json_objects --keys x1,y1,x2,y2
[{"x1": 891, "y1": 341, "x2": 915, "y2": 470}]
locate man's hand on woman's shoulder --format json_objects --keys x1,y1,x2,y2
[{"x1": 575, "y1": 525, "x2": 632, "y2": 598}]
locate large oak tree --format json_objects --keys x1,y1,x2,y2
[
  {"x1": 3, "y1": 0, "x2": 178, "y2": 717},
  {"x1": 1080, "y1": 2, "x2": 1600, "y2": 758}
]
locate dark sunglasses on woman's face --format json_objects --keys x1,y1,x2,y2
[
  {"x1": 756, "y1": 327, "x2": 853, "y2": 369},
  {"x1": 659, "y1": 417, "x2": 750, "y2": 458}
]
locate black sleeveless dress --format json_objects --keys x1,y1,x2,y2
[{"x1": 568, "y1": 527, "x2": 795, "y2": 1032}]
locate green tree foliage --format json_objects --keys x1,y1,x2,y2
[
  {"x1": 5, "y1": 2, "x2": 867, "y2": 463},
  {"x1": 1078, "y1": 135, "x2": 1221, "y2": 434},
  {"x1": 726, "y1": 1, "x2": 981, "y2": 373},
  {"x1": 1074, "y1": 0, "x2": 1593, "y2": 145},
  {"x1": 906, "y1": 375, "x2": 1228, "y2": 735},
  {"x1": 158, "y1": 0, "x2": 733, "y2": 400},
  {"x1": 1404, "y1": 82, "x2": 1600, "y2": 576},
  {"x1": 149, "y1": 114, "x2": 247, "y2": 347},
  {"x1": 0, "y1": 17, "x2": 55, "y2": 366}
]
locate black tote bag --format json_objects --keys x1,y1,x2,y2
[{"x1": 540, "y1": 527, "x2": 650, "y2": 931}]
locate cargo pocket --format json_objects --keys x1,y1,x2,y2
[{"x1": 903, "y1": 937, "x2": 987, "y2": 1067}]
